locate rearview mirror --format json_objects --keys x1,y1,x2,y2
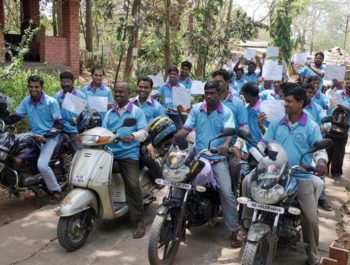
[
  {"x1": 237, "y1": 127, "x2": 253, "y2": 143},
  {"x1": 123, "y1": 118, "x2": 136, "y2": 127}
]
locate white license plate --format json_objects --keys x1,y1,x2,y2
[
  {"x1": 155, "y1": 178, "x2": 192, "y2": 190},
  {"x1": 247, "y1": 201, "x2": 285, "y2": 214}
]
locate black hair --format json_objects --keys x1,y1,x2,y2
[
  {"x1": 282, "y1": 82, "x2": 307, "y2": 107},
  {"x1": 181, "y1": 61, "x2": 192, "y2": 70},
  {"x1": 234, "y1": 67, "x2": 244, "y2": 74},
  {"x1": 59, "y1": 71, "x2": 74, "y2": 81},
  {"x1": 241, "y1": 82, "x2": 259, "y2": 97},
  {"x1": 137, "y1": 76, "x2": 153, "y2": 88},
  {"x1": 204, "y1": 80, "x2": 221, "y2": 93},
  {"x1": 211, "y1": 69, "x2": 230, "y2": 81},
  {"x1": 248, "y1": 61, "x2": 257, "y2": 67},
  {"x1": 314, "y1": 52, "x2": 325, "y2": 59},
  {"x1": 302, "y1": 82, "x2": 315, "y2": 91},
  {"x1": 167, "y1": 66, "x2": 179, "y2": 74},
  {"x1": 306, "y1": 75, "x2": 319, "y2": 83},
  {"x1": 27, "y1": 75, "x2": 44, "y2": 87},
  {"x1": 91, "y1": 65, "x2": 105, "y2": 75}
]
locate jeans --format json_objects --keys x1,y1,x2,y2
[{"x1": 212, "y1": 160, "x2": 240, "y2": 231}]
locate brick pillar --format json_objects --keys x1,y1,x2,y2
[
  {"x1": 0, "y1": 0, "x2": 5, "y2": 62},
  {"x1": 62, "y1": 0, "x2": 80, "y2": 74}
]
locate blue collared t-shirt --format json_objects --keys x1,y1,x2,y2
[
  {"x1": 15, "y1": 93, "x2": 62, "y2": 135},
  {"x1": 54, "y1": 89, "x2": 87, "y2": 134},
  {"x1": 130, "y1": 96, "x2": 165, "y2": 123},
  {"x1": 260, "y1": 89, "x2": 281, "y2": 101},
  {"x1": 313, "y1": 91, "x2": 328, "y2": 110},
  {"x1": 299, "y1": 65, "x2": 325, "y2": 91},
  {"x1": 230, "y1": 78, "x2": 247, "y2": 94},
  {"x1": 179, "y1": 77, "x2": 192, "y2": 89},
  {"x1": 246, "y1": 98, "x2": 269, "y2": 147},
  {"x1": 159, "y1": 81, "x2": 187, "y2": 110},
  {"x1": 223, "y1": 92, "x2": 248, "y2": 127},
  {"x1": 103, "y1": 102, "x2": 147, "y2": 160},
  {"x1": 243, "y1": 71, "x2": 261, "y2": 84},
  {"x1": 81, "y1": 83, "x2": 114, "y2": 120},
  {"x1": 304, "y1": 100, "x2": 325, "y2": 126},
  {"x1": 261, "y1": 112, "x2": 323, "y2": 178},
  {"x1": 183, "y1": 101, "x2": 235, "y2": 159}
]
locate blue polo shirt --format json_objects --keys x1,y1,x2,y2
[
  {"x1": 338, "y1": 90, "x2": 350, "y2": 128},
  {"x1": 304, "y1": 100, "x2": 325, "y2": 125},
  {"x1": 299, "y1": 66, "x2": 325, "y2": 91},
  {"x1": 130, "y1": 95, "x2": 165, "y2": 123},
  {"x1": 223, "y1": 91, "x2": 248, "y2": 127},
  {"x1": 103, "y1": 102, "x2": 147, "y2": 160},
  {"x1": 15, "y1": 93, "x2": 62, "y2": 135},
  {"x1": 260, "y1": 89, "x2": 281, "y2": 101},
  {"x1": 313, "y1": 91, "x2": 328, "y2": 110},
  {"x1": 183, "y1": 101, "x2": 235, "y2": 160},
  {"x1": 246, "y1": 98, "x2": 269, "y2": 147},
  {"x1": 159, "y1": 81, "x2": 186, "y2": 111},
  {"x1": 54, "y1": 89, "x2": 87, "y2": 134},
  {"x1": 230, "y1": 78, "x2": 247, "y2": 94},
  {"x1": 179, "y1": 77, "x2": 192, "y2": 89},
  {"x1": 261, "y1": 112, "x2": 323, "y2": 179},
  {"x1": 81, "y1": 82, "x2": 114, "y2": 120},
  {"x1": 243, "y1": 71, "x2": 261, "y2": 84}
]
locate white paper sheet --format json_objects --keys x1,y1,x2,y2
[
  {"x1": 266, "y1": 47, "x2": 279, "y2": 58},
  {"x1": 148, "y1": 73, "x2": 165, "y2": 88},
  {"x1": 191, "y1": 80, "x2": 205, "y2": 95},
  {"x1": 328, "y1": 90, "x2": 343, "y2": 109},
  {"x1": 260, "y1": 100, "x2": 285, "y2": 122},
  {"x1": 132, "y1": 48, "x2": 138, "y2": 56},
  {"x1": 61, "y1": 93, "x2": 86, "y2": 115},
  {"x1": 243, "y1": 48, "x2": 256, "y2": 59},
  {"x1": 87, "y1": 96, "x2": 108, "y2": 112},
  {"x1": 293, "y1": 52, "x2": 308, "y2": 65},
  {"x1": 172, "y1": 87, "x2": 191, "y2": 109},
  {"x1": 324, "y1": 65, "x2": 346, "y2": 81},
  {"x1": 262, "y1": 60, "x2": 283, "y2": 81}
]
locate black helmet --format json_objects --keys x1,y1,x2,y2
[
  {"x1": 149, "y1": 116, "x2": 177, "y2": 148},
  {"x1": 76, "y1": 109, "x2": 102, "y2": 133}
]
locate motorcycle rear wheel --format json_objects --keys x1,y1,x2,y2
[
  {"x1": 241, "y1": 238, "x2": 270, "y2": 265},
  {"x1": 57, "y1": 209, "x2": 94, "y2": 251},
  {"x1": 148, "y1": 213, "x2": 182, "y2": 265}
]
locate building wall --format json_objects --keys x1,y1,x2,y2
[{"x1": 41, "y1": 37, "x2": 68, "y2": 65}]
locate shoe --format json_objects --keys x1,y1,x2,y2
[
  {"x1": 133, "y1": 220, "x2": 145, "y2": 238},
  {"x1": 333, "y1": 174, "x2": 342, "y2": 180},
  {"x1": 231, "y1": 228, "x2": 245, "y2": 248},
  {"x1": 49, "y1": 191, "x2": 62, "y2": 205},
  {"x1": 318, "y1": 200, "x2": 332, "y2": 211}
]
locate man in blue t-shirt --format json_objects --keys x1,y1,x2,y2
[
  {"x1": 0, "y1": 75, "x2": 64, "y2": 204},
  {"x1": 179, "y1": 60, "x2": 193, "y2": 89},
  {"x1": 54, "y1": 71, "x2": 87, "y2": 152},
  {"x1": 174, "y1": 80, "x2": 245, "y2": 248},
  {"x1": 103, "y1": 81, "x2": 148, "y2": 238}
]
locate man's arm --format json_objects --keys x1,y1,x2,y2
[
  {"x1": 304, "y1": 61, "x2": 325, "y2": 77},
  {"x1": 290, "y1": 61, "x2": 299, "y2": 76},
  {"x1": 0, "y1": 111, "x2": 22, "y2": 124}
]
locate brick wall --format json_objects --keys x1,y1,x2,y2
[{"x1": 41, "y1": 37, "x2": 68, "y2": 65}]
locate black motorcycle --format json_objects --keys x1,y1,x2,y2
[{"x1": 0, "y1": 119, "x2": 72, "y2": 206}]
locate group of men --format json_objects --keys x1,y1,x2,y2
[{"x1": 0, "y1": 51, "x2": 349, "y2": 265}]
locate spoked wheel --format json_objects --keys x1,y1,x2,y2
[
  {"x1": 57, "y1": 209, "x2": 94, "y2": 251},
  {"x1": 241, "y1": 237, "x2": 270, "y2": 265},
  {"x1": 148, "y1": 213, "x2": 183, "y2": 265}
]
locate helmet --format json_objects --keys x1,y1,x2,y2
[
  {"x1": 76, "y1": 109, "x2": 102, "y2": 133},
  {"x1": 149, "y1": 116, "x2": 177, "y2": 148}
]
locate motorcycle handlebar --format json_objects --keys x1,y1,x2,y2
[{"x1": 209, "y1": 147, "x2": 234, "y2": 155}]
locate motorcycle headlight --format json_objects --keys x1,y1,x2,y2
[
  {"x1": 163, "y1": 164, "x2": 189, "y2": 183},
  {"x1": 250, "y1": 183, "x2": 285, "y2": 205},
  {"x1": 0, "y1": 150, "x2": 7, "y2": 161},
  {"x1": 81, "y1": 135, "x2": 111, "y2": 145}
]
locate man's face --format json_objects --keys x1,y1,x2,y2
[
  {"x1": 137, "y1": 80, "x2": 152, "y2": 100},
  {"x1": 28, "y1": 81, "x2": 43, "y2": 98},
  {"x1": 284, "y1": 95, "x2": 303, "y2": 115},
  {"x1": 242, "y1": 92, "x2": 254, "y2": 105},
  {"x1": 312, "y1": 80, "x2": 320, "y2": 90},
  {"x1": 305, "y1": 88, "x2": 315, "y2": 101},
  {"x1": 60, "y1": 78, "x2": 74, "y2": 93},
  {"x1": 314, "y1": 55, "x2": 324, "y2": 66},
  {"x1": 204, "y1": 87, "x2": 220, "y2": 108},
  {"x1": 180, "y1": 66, "x2": 190, "y2": 79},
  {"x1": 92, "y1": 69, "x2": 104, "y2": 86},
  {"x1": 213, "y1": 75, "x2": 228, "y2": 93},
  {"x1": 248, "y1": 63, "x2": 256, "y2": 74},
  {"x1": 235, "y1": 70, "x2": 243, "y2": 80},
  {"x1": 168, "y1": 71, "x2": 178, "y2": 84},
  {"x1": 273, "y1": 81, "x2": 282, "y2": 94},
  {"x1": 264, "y1": 80, "x2": 272, "y2": 88},
  {"x1": 113, "y1": 83, "x2": 130, "y2": 106}
]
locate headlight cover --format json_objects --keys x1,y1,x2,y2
[
  {"x1": 81, "y1": 135, "x2": 111, "y2": 145},
  {"x1": 250, "y1": 182, "x2": 285, "y2": 205},
  {"x1": 163, "y1": 164, "x2": 189, "y2": 183}
]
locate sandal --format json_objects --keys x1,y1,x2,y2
[{"x1": 133, "y1": 221, "x2": 145, "y2": 238}]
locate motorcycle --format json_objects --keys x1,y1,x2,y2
[
  {"x1": 236, "y1": 128, "x2": 333, "y2": 265},
  {"x1": 56, "y1": 118, "x2": 157, "y2": 251},
  {"x1": 0, "y1": 119, "x2": 71, "y2": 206},
  {"x1": 147, "y1": 128, "x2": 236, "y2": 265}
]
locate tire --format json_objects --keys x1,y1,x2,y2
[
  {"x1": 148, "y1": 213, "x2": 183, "y2": 265},
  {"x1": 241, "y1": 238, "x2": 270, "y2": 265},
  {"x1": 57, "y1": 209, "x2": 94, "y2": 251}
]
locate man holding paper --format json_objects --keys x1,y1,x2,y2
[
  {"x1": 234, "y1": 55, "x2": 263, "y2": 84},
  {"x1": 81, "y1": 65, "x2": 114, "y2": 120},
  {"x1": 55, "y1": 71, "x2": 87, "y2": 152}
]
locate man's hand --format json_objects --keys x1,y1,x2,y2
[
  {"x1": 257, "y1": 112, "x2": 267, "y2": 127},
  {"x1": 305, "y1": 61, "x2": 313, "y2": 68},
  {"x1": 107, "y1": 102, "x2": 114, "y2": 109},
  {"x1": 218, "y1": 145, "x2": 229, "y2": 156},
  {"x1": 146, "y1": 143, "x2": 156, "y2": 159},
  {"x1": 69, "y1": 118, "x2": 77, "y2": 125},
  {"x1": 35, "y1": 135, "x2": 46, "y2": 143},
  {"x1": 231, "y1": 146, "x2": 241, "y2": 159},
  {"x1": 316, "y1": 159, "x2": 328, "y2": 176},
  {"x1": 122, "y1": 134, "x2": 135, "y2": 143}
]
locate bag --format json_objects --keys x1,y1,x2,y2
[{"x1": 329, "y1": 108, "x2": 349, "y2": 138}]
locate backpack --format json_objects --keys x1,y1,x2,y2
[{"x1": 329, "y1": 107, "x2": 349, "y2": 139}]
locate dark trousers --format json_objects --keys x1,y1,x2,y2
[
  {"x1": 141, "y1": 151, "x2": 163, "y2": 180},
  {"x1": 118, "y1": 158, "x2": 144, "y2": 221},
  {"x1": 327, "y1": 134, "x2": 348, "y2": 176}
]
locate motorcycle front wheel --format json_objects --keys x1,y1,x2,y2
[
  {"x1": 148, "y1": 213, "x2": 183, "y2": 265},
  {"x1": 241, "y1": 238, "x2": 270, "y2": 265},
  {"x1": 57, "y1": 209, "x2": 94, "y2": 251}
]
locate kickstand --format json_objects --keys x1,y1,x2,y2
[{"x1": 32, "y1": 188, "x2": 41, "y2": 208}]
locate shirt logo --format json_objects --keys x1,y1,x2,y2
[{"x1": 294, "y1": 133, "x2": 304, "y2": 143}]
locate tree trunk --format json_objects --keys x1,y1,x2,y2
[
  {"x1": 164, "y1": 0, "x2": 171, "y2": 73},
  {"x1": 85, "y1": 0, "x2": 93, "y2": 52},
  {"x1": 52, "y1": 0, "x2": 57, "y2": 36},
  {"x1": 226, "y1": 0, "x2": 233, "y2": 22},
  {"x1": 57, "y1": 0, "x2": 63, "y2": 36},
  {"x1": 123, "y1": 0, "x2": 141, "y2": 80}
]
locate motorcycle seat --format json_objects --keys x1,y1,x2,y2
[{"x1": 22, "y1": 174, "x2": 42, "y2": 187}]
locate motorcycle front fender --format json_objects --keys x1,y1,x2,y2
[
  {"x1": 156, "y1": 201, "x2": 183, "y2": 216},
  {"x1": 247, "y1": 223, "x2": 271, "y2": 242},
  {"x1": 58, "y1": 188, "x2": 98, "y2": 217}
]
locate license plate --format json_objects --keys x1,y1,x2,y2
[
  {"x1": 155, "y1": 178, "x2": 192, "y2": 190},
  {"x1": 247, "y1": 201, "x2": 285, "y2": 214}
]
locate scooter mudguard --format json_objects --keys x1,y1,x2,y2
[
  {"x1": 247, "y1": 223, "x2": 271, "y2": 242},
  {"x1": 58, "y1": 188, "x2": 98, "y2": 217}
]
